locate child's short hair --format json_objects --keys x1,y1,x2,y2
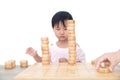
[{"x1": 51, "y1": 11, "x2": 73, "y2": 28}]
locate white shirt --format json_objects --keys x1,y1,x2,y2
[{"x1": 49, "y1": 43, "x2": 86, "y2": 63}]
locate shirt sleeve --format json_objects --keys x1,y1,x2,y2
[{"x1": 76, "y1": 44, "x2": 86, "y2": 62}]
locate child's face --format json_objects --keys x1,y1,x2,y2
[{"x1": 53, "y1": 21, "x2": 68, "y2": 41}]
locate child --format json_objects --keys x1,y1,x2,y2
[{"x1": 26, "y1": 11, "x2": 86, "y2": 63}]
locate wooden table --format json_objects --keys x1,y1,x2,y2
[
  {"x1": 14, "y1": 63, "x2": 120, "y2": 80},
  {"x1": 0, "y1": 65, "x2": 28, "y2": 80}
]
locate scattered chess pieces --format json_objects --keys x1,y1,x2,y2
[
  {"x1": 100, "y1": 61, "x2": 111, "y2": 68},
  {"x1": 20, "y1": 60, "x2": 28, "y2": 68},
  {"x1": 11, "y1": 59, "x2": 16, "y2": 68},
  {"x1": 41, "y1": 37, "x2": 50, "y2": 65},
  {"x1": 103, "y1": 60, "x2": 111, "y2": 67},
  {"x1": 97, "y1": 61, "x2": 111, "y2": 73},
  {"x1": 66, "y1": 20, "x2": 76, "y2": 65},
  {"x1": 91, "y1": 60, "x2": 96, "y2": 66},
  {"x1": 91, "y1": 60, "x2": 111, "y2": 73},
  {"x1": 91, "y1": 60, "x2": 110, "y2": 66},
  {"x1": 97, "y1": 67, "x2": 110, "y2": 73},
  {"x1": 5, "y1": 60, "x2": 16, "y2": 69}
]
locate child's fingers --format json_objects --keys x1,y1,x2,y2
[
  {"x1": 26, "y1": 47, "x2": 33, "y2": 53},
  {"x1": 26, "y1": 47, "x2": 36, "y2": 56},
  {"x1": 59, "y1": 58, "x2": 67, "y2": 62}
]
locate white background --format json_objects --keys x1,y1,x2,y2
[{"x1": 0, "y1": 0, "x2": 120, "y2": 65}]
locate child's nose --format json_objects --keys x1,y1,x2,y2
[{"x1": 60, "y1": 30, "x2": 64, "y2": 34}]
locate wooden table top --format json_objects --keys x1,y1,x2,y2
[{"x1": 14, "y1": 63, "x2": 120, "y2": 80}]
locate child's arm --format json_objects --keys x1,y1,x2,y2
[
  {"x1": 26, "y1": 47, "x2": 42, "y2": 62},
  {"x1": 33, "y1": 52, "x2": 42, "y2": 62}
]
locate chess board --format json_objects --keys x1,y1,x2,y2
[{"x1": 14, "y1": 63, "x2": 120, "y2": 80}]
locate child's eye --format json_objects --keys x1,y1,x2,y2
[
  {"x1": 64, "y1": 28, "x2": 67, "y2": 30},
  {"x1": 56, "y1": 28, "x2": 60, "y2": 30}
]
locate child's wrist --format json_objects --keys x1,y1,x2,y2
[{"x1": 33, "y1": 52, "x2": 38, "y2": 57}]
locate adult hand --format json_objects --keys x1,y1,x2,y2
[{"x1": 95, "y1": 50, "x2": 120, "y2": 72}]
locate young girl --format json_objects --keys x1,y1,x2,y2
[{"x1": 26, "y1": 11, "x2": 86, "y2": 63}]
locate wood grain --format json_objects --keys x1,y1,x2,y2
[{"x1": 14, "y1": 63, "x2": 120, "y2": 80}]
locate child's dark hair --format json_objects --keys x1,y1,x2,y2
[{"x1": 51, "y1": 11, "x2": 73, "y2": 28}]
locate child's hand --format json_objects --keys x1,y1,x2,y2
[
  {"x1": 59, "y1": 58, "x2": 68, "y2": 63},
  {"x1": 26, "y1": 47, "x2": 37, "y2": 57}
]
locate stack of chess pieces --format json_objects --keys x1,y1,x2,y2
[
  {"x1": 20, "y1": 60, "x2": 28, "y2": 68},
  {"x1": 91, "y1": 60, "x2": 111, "y2": 73},
  {"x1": 66, "y1": 20, "x2": 76, "y2": 65},
  {"x1": 5, "y1": 59, "x2": 28, "y2": 69},
  {"x1": 5, "y1": 60, "x2": 16, "y2": 69},
  {"x1": 41, "y1": 37, "x2": 50, "y2": 65}
]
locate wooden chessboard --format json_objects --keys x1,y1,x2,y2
[{"x1": 14, "y1": 63, "x2": 120, "y2": 80}]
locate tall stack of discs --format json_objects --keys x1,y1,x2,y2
[
  {"x1": 66, "y1": 20, "x2": 76, "y2": 65},
  {"x1": 41, "y1": 37, "x2": 50, "y2": 65}
]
